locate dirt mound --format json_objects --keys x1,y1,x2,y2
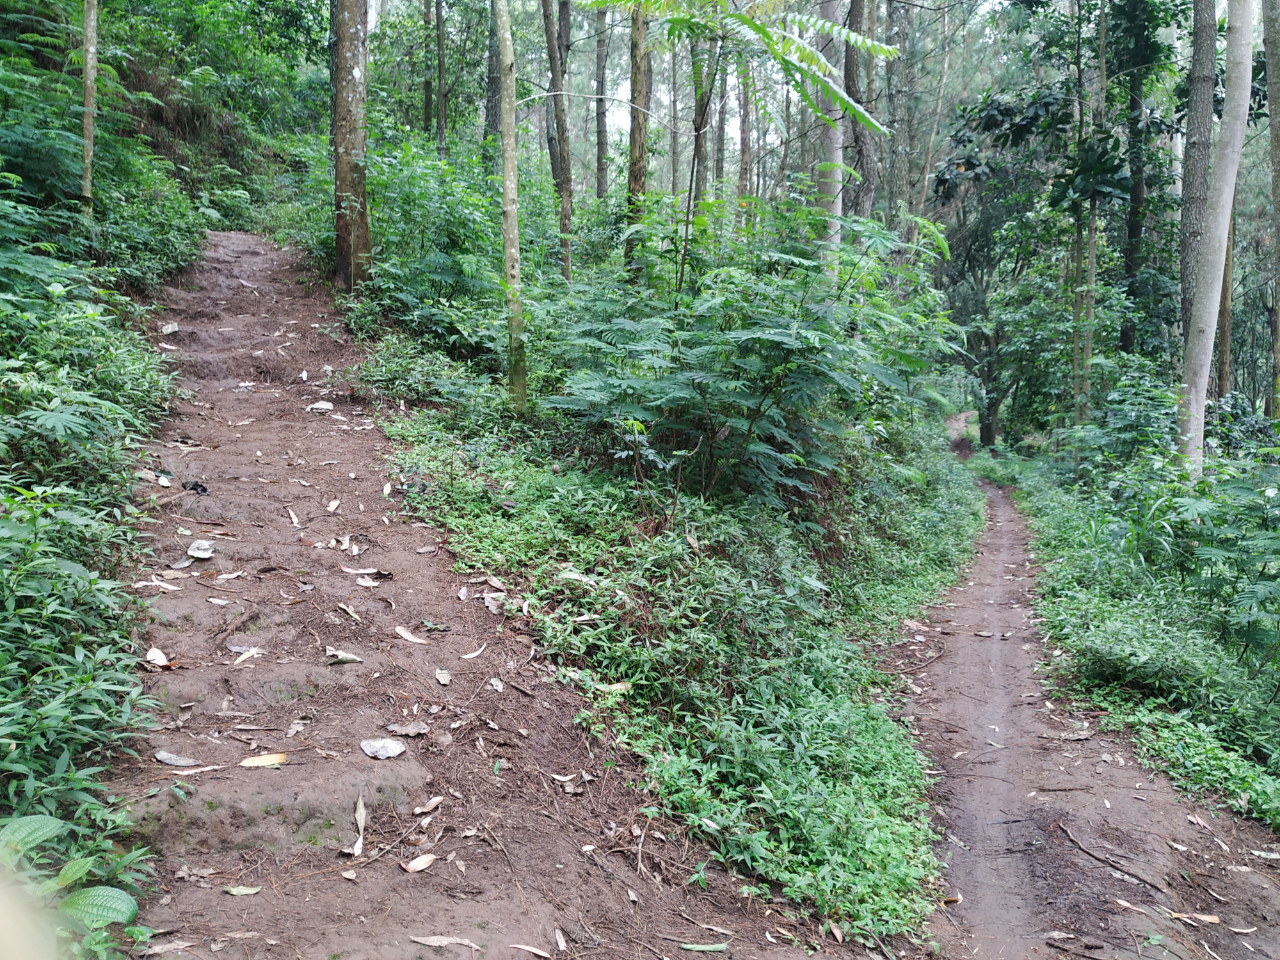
[{"x1": 111, "y1": 232, "x2": 817, "y2": 960}]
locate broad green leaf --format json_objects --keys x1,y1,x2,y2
[
  {"x1": 0, "y1": 815, "x2": 68, "y2": 866},
  {"x1": 58, "y1": 886, "x2": 138, "y2": 929}
]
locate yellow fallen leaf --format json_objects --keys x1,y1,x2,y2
[{"x1": 239, "y1": 753, "x2": 287, "y2": 767}]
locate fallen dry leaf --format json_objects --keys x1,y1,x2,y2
[
  {"x1": 146, "y1": 647, "x2": 169, "y2": 667},
  {"x1": 435, "y1": 668, "x2": 451, "y2": 686},
  {"x1": 511, "y1": 946, "x2": 551, "y2": 958},
  {"x1": 411, "y1": 937, "x2": 481, "y2": 950},
  {"x1": 401, "y1": 854, "x2": 438, "y2": 873},
  {"x1": 239, "y1": 753, "x2": 287, "y2": 767},
  {"x1": 155, "y1": 750, "x2": 200, "y2": 767},
  {"x1": 396, "y1": 625, "x2": 427, "y2": 644},
  {"x1": 341, "y1": 870, "x2": 357, "y2": 881},
  {"x1": 461, "y1": 643, "x2": 487, "y2": 659},
  {"x1": 327, "y1": 499, "x2": 341, "y2": 513},
  {"x1": 414, "y1": 796, "x2": 445, "y2": 815},
  {"x1": 343, "y1": 566, "x2": 377, "y2": 575},
  {"x1": 223, "y1": 886, "x2": 261, "y2": 896}
]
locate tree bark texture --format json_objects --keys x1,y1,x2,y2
[
  {"x1": 436, "y1": 0, "x2": 447, "y2": 156},
  {"x1": 596, "y1": 8, "x2": 608, "y2": 198},
  {"x1": 332, "y1": 0, "x2": 371, "y2": 293},
  {"x1": 1180, "y1": 0, "x2": 1217, "y2": 341},
  {"x1": 1266, "y1": 0, "x2": 1280, "y2": 415},
  {"x1": 1179, "y1": 0, "x2": 1256, "y2": 468},
  {"x1": 691, "y1": 42, "x2": 716, "y2": 206},
  {"x1": 885, "y1": 0, "x2": 913, "y2": 227},
  {"x1": 625, "y1": 6, "x2": 648, "y2": 277},
  {"x1": 736, "y1": 60, "x2": 752, "y2": 200},
  {"x1": 484, "y1": 0, "x2": 500, "y2": 167},
  {"x1": 81, "y1": 0, "x2": 97, "y2": 214},
  {"x1": 495, "y1": 0, "x2": 524, "y2": 413},
  {"x1": 1217, "y1": 216, "x2": 1235, "y2": 397},
  {"x1": 817, "y1": 0, "x2": 842, "y2": 244},
  {"x1": 670, "y1": 46, "x2": 680, "y2": 195},
  {"x1": 714, "y1": 65, "x2": 727, "y2": 188},
  {"x1": 843, "y1": 0, "x2": 876, "y2": 219},
  {"x1": 539, "y1": 0, "x2": 572, "y2": 279},
  {"x1": 424, "y1": 0, "x2": 434, "y2": 134}
]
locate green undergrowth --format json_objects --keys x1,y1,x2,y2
[
  {"x1": 374, "y1": 347, "x2": 984, "y2": 935},
  {"x1": 1017, "y1": 474, "x2": 1280, "y2": 831}
]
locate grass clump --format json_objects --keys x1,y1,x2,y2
[
  {"x1": 1018, "y1": 472, "x2": 1280, "y2": 828},
  {"x1": 377, "y1": 348, "x2": 983, "y2": 934}
]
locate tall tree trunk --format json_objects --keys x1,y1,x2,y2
[
  {"x1": 1181, "y1": 0, "x2": 1217, "y2": 342},
  {"x1": 624, "y1": 5, "x2": 648, "y2": 278},
  {"x1": 770, "y1": 91, "x2": 791, "y2": 200},
  {"x1": 1080, "y1": 0, "x2": 1105, "y2": 420},
  {"x1": 1121, "y1": 68, "x2": 1146, "y2": 353},
  {"x1": 424, "y1": 0, "x2": 434, "y2": 134},
  {"x1": 1179, "y1": 0, "x2": 1256, "y2": 468},
  {"x1": 80, "y1": 0, "x2": 97, "y2": 217},
  {"x1": 691, "y1": 42, "x2": 716, "y2": 206},
  {"x1": 1072, "y1": 211, "x2": 1084, "y2": 425},
  {"x1": 670, "y1": 47, "x2": 680, "y2": 195},
  {"x1": 595, "y1": 7, "x2": 608, "y2": 198},
  {"x1": 495, "y1": 0, "x2": 524, "y2": 413},
  {"x1": 817, "y1": 0, "x2": 842, "y2": 245},
  {"x1": 484, "y1": 0, "x2": 500, "y2": 168},
  {"x1": 843, "y1": 0, "x2": 876, "y2": 220},
  {"x1": 436, "y1": 0, "x2": 447, "y2": 157},
  {"x1": 1217, "y1": 215, "x2": 1235, "y2": 397},
  {"x1": 713, "y1": 65, "x2": 727, "y2": 189},
  {"x1": 736, "y1": 60, "x2": 752, "y2": 201},
  {"x1": 885, "y1": 0, "x2": 913, "y2": 228},
  {"x1": 333, "y1": 0, "x2": 371, "y2": 293},
  {"x1": 540, "y1": 0, "x2": 572, "y2": 279},
  {"x1": 915, "y1": 3, "x2": 948, "y2": 214},
  {"x1": 1265, "y1": 0, "x2": 1280, "y2": 415}
]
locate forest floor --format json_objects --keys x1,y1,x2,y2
[
  {"x1": 108, "y1": 233, "x2": 1280, "y2": 960},
  {"x1": 900, "y1": 475, "x2": 1280, "y2": 960},
  {"x1": 110, "y1": 232, "x2": 815, "y2": 960}
]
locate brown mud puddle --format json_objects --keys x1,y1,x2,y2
[
  {"x1": 901, "y1": 481, "x2": 1280, "y2": 960},
  {"x1": 110, "y1": 232, "x2": 815, "y2": 960}
]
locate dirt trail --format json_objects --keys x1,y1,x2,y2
[
  {"x1": 113, "y1": 232, "x2": 811, "y2": 960},
  {"x1": 910, "y1": 481, "x2": 1280, "y2": 960}
]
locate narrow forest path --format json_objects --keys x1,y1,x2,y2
[
  {"x1": 911, "y1": 481, "x2": 1280, "y2": 960},
  {"x1": 111, "y1": 232, "x2": 812, "y2": 960}
]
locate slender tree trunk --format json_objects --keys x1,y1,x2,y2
[
  {"x1": 424, "y1": 0, "x2": 434, "y2": 134},
  {"x1": 1179, "y1": 0, "x2": 1257, "y2": 468},
  {"x1": 817, "y1": 0, "x2": 842, "y2": 245},
  {"x1": 539, "y1": 0, "x2": 572, "y2": 279},
  {"x1": 1181, "y1": 0, "x2": 1217, "y2": 342},
  {"x1": 691, "y1": 42, "x2": 716, "y2": 207},
  {"x1": 1072, "y1": 212, "x2": 1084, "y2": 425},
  {"x1": 1217, "y1": 215, "x2": 1235, "y2": 397},
  {"x1": 436, "y1": 0, "x2": 447, "y2": 157},
  {"x1": 713, "y1": 65, "x2": 727, "y2": 190},
  {"x1": 495, "y1": 0, "x2": 524, "y2": 413},
  {"x1": 670, "y1": 47, "x2": 680, "y2": 195},
  {"x1": 1121, "y1": 64, "x2": 1146, "y2": 353},
  {"x1": 624, "y1": 5, "x2": 648, "y2": 278},
  {"x1": 1083, "y1": 197, "x2": 1097, "y2": 422},
  {"x1": 843, "y1": 0, "x2": 876, "y2": 220},
  {"x1": 770, "y1": 91, "x2": 791, "y2": 200},
  {"x1": 80, "y1": 0, "x2": 97, "y2": 216},
  {"x1": 885, "y1": 0, "x2": 913, "y2": 227},
  {"x1": 333, "y1": 0, "x2": 371, "y2": 293},
  {"x1": 1265, "y1": 0, "x2": 1280, "y2": 415},
  {"x1": 595, "y1": 8, "x2": 609, "y2": 198},
  {"x1": 484, "y1": 0, "x2": 500, "y2": 168},
  {"x1": 736, "y1": 60, "x2": 752, "y2": 201},
  {"x1": 915, "y1": 3, "x2": 948, "y2": 214}
]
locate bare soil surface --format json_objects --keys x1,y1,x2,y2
[
  {"x1": 903, "y1": 481, "x2": 1280, "y2": 960},
  {"x1": 111, "y1": 232, "x2": 817, "y2": 960}
]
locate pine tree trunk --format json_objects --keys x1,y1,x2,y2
[
  {"x1": 484, "y1": 0, "x2": 500, "y2": 167},
  {"x1": 1265, "y1": 0, "x2": 1280, "y2": 415},
  {"x1": 424, "y1": 0, "x2": 434, "y2": 134},
  {"x1": 885, "y1": 0, "x2": 913, "y2": 227},
  {"x1": 691, "y1": 42, "x2": 716, "y2": 207},
  {"x1": 436, "y1": 0, "x2": 447, "y2": 157},
  {"x1": 843, "y1": 0, "x2": 876, "y2": 220},
  {"x1": 495, "y1": 0, "x2": 524, "y2": 413},
  {"x1": 670, "y1": 47, "x2": 680, "y2": 195},
  {"x1": 595, "y1": 7, "x2": 608, "y2": 198},
  {"x1": 736, "y1": 60, "x2": 752, "y2": 201},
  {"x1": 713, "y1": 66, "x2": 726, "y2": 189},
  {"x1": 1217, "y1": 216, "x2": 1235, "y2": 397},
  {"x1": 333, "y1": 0, "x2": 371, "y2": 293},
  {"x1": 80, "y1": 0, "x2": 97, "y2": 216},
  {"x1": 817, "y1": 0, "x2": 842, "y2": 245},
  {"x1": 1181, "y1": 0, "x2": 1217, "y2": 341},
  {"x1": 1179, "y1": 0, "x2": 1256, "y2": 468},
  {"x1": 624, "y1": 5, "x2": 648, "y2": 278},
  {"x1": 540, "y1": 0, "x2": 572, "y2": 280}
]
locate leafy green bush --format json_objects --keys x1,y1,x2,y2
[{"x1": 384, "y1": 383, "x2": 983, "y2": 933}]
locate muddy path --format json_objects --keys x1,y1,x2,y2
[
  {"x1": 112, "y1": 232, "x2": 815, "y2": 960},
  {"x1": 908, "y1": 482, "x2": 1280, "y2": 960}
]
